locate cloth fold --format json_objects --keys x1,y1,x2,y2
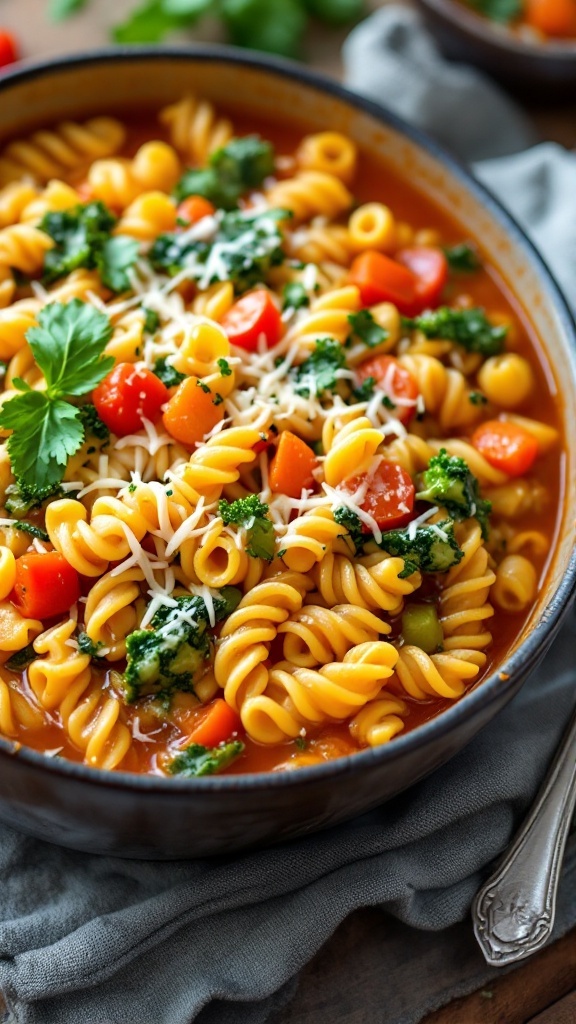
[{"x1": 1, "y1": 9, "x2": 575, "y2": 1024}]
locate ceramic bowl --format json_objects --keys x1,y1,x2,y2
[
  {"x1": 0, "y1": 48, "x2": 574, "y2": 858},
  {"x1": 417, "y1": 0, "x2": 576, "y2": 97}
]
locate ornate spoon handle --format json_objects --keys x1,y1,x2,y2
[{"x1": 473, "y1": 702, "x2": 576, "y2": 966}]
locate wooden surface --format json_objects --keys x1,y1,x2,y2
[{"x1": 0, "y1": 2, "x2": 574, "y2": 1023}]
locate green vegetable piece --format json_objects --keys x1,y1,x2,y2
[
  {"x1": 123, "y1": 590, "x2": 240, "y2": 703},
  {"x1": 5, "y1": 481, "x2": 64, "y2": 516},
  {"x1": 49, "y1": 0, "x2": 89, "y2": 20},
  {"x1": 282, "y1": 281, "x2": 310, "y2": 311},
  {"x1": 380, "y1": 520, "x2": 464, "y2": 576},
  {"x1": 402, "y1": 307, "x2": 506, "y2": 358},
  {"x1": 302, "y1": 0, "x2": 365, "y2": 25},
  {"x1": 467, "y1": 0, "x2": 521, "y2": 22},
  {"x1": 5, "y1": 643, "x2": 37, "y2": 671},
  {"x1": 151, "y1": 207, "x2": 289, "y2": 292},
  {"x1": 113, "y1": 0, "x2": 184, "y2": 42},
  {"x1": 222, "y1": 0, "x2": 308, "y2": 59},
  {"x1": 353, "y1": 375, "x2": 376, "y2": 402},
  {"x1": 401, "y1": 603, "x2": 444, "y2": 654},
  {"x1": 77, "y1": 632, "x2": 105, "y2": 658},
  {"x1": 333, "y1": 506, "x2": 365, "y2": 555},
  {"x1": 143, "y1": 307, "x2": 160, "y2": 334},
  {"x1": 443, "y1": 242, "x2": 481, "y2": 273},
  {"x1": 0, "y1": 301, "x2": 113, "y2": 492},
  {"x1": 40, "y1": 200, "x2": 138, "y2": 291},
  {"x1": 347, "y1": 309, "x2": 388, "y2": 349},
  {"x1": 217, "y1": 358, "x2": 232, "y2": 377},
  {"x1": 218, "y1": 494, "x2": 275, "y2": 560},
  {"x1": 174, "y1": 134, "x2": 274, "y2": 210},
  {"x1": 167, "y1": 740, "x2": 244, "y2": 777},
  {"x1": 416, "y1": 449, "x2": 492, "y2": 540},
  {"x1": 293, "y1": 337, "x2": 347, "y2": 398},
  {"x1": 78, "y1": 403, "x2": 110, "y2": 441},
  {"x1": 468, "y1": 391, "x2": 488, "y2": 406},
  {"x1": 153, "y1": 357, "x2": 186, "y2": 389},
  {"x1": 8, "y1": 521, "x2": 49, "y2": 542}
]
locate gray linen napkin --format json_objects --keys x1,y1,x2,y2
[{"x1": 1, "y1": 10, "x2": 576, "y2": 1023}]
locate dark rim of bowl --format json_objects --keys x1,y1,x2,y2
[
  {"x1": 0, "y1": 45, "x2": 574, "y2": 794},
  {"x1": 419, "y1": 0, "x2": 576, "y2": 57}
]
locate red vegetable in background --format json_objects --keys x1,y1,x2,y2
[
  {"x1": 221, "y1": 289, "x2": 282, "y2": 352},
  {"x1": 0, "y1": 31, "x2": 18, "y2": 70},
  {"x1": 395, "y1": 247, "x2": 448, "y2": 315}
]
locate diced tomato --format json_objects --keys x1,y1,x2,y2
[
  {"x1": 176, "y1": 195, "x2": 216, "y2": 225},
  {"x1": 93, "y1": 363, "x2": 169, "y2": 437},
  {"x1": 186, "y1": 699, "x2": 241, "y2": 748},
  {"x1": 348, "y1": 251, "x2": 418, "y2": 311},
  {"x1": 221, "y1": 289, "x2": 282, "y2": 352},
  {"x1": 11, "y1": 552, "x2": 80, "y2": 620},
  {"x1": 0, "y1": 31, "x2": 18, "y2": 70},
  {"x1": 525, "y1": 0, "x2": 576, "y2": 36},
  {"x1": 269, "y1": 431, "x2": 318, "y2": 498},
  {"x1": 357, "y1": 355, "x2": 420, "y2": 426},
  {"x1": 472, "y1": 419, "x2": 539, "y2": 477},
  {"x1": 395, "y1": 247, "x2": 448, "y2": 315},
  {"x1": 342, "y1": 461, "x2": 415, "y2": 532}
]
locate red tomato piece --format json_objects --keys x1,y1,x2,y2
[
  {"x1": 395, "y1": 247, "x2": 448, "y2": 316},
  {"x1": 357, "y1": 355, "x2": 420, "y2": 426},
  {"x1": 221, "y1": 289, "x2": 282, "y2": 352},
  {"x1": 11, "y1": 552, "x2": 80, "y2": 620},
  {"x1": 93, "y1": 363, "x2": 169, "y2": 437},
  {"x1": 343, "y1": 460, "x2": 415, "y2": 532},
  {"x1": 177, "y1": 195, "x2": 216, "y2": 225},
  {"x1": 472, "y1": 419, "x2": 539, "y2": 477},
  {"x1": 0, "y1": 31, "x2": 18, "y2": 69},
  {"x1": 348, "y1": 251, "x2": 418, "y2": 311}
]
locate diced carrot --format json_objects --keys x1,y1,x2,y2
[
  {"x1": 221, "y1": 289, "x2": 282, "y2": 352},
  {"x1": 472, "y1": 419, "x2": 539, "y2": 476},
  {"x1": 342, "y1": 461, "x2": 415, "y2": 531},
  {"x1": 177, "y1": 195, "x2": 216, "y2": 225},
  {"x1": 269, "y1": 430, "x2": 318, "y2": 498},
  {"x1": 348, "y1": 250, "x2": 418, "y2": 310},
  {"x1": 163, "y1": 376, "x2": 223, "y2": 448},
  {"x1": 525, "y1": 0, "x2": 576, "y2": 36},
  {"x1": 357, "y1": 355, "x2": 420, "y2": 426},
  {"x1": 11, "y1": 552, "x2": 80, "y2": 620},
  {"x1": 187, "y1": 699, "x2": 241, "y2": 748}
]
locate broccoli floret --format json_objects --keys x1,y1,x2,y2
[
  {"x1": 152, "y1": 357, "x2": 186, "y2": 389},
  {"x1": 77, "y1": 632, "x2": 105, "y2": 658},
  {"x1": 122, "y1": 589, "x2": 241, "y2": 703},
  {"x1": 380, "y1": 520, "x2": 464, "y2": 576},
  {"x1": 402, "y1": 307, "x2": 506, "y2": 357},
  {"x1": 166, "y1": 740, "x2": 244, "y2": 778},
  {"x1": 333, "y1": 506, "x2": 366, "y2": 555},
  {"x1": 78, "y1": 403, "x2": 110, "y2": 442},
  {"x1": 40, "y1": 200, "x2": 138, "y2": 291},
  {"x1": 416, "y1": 449, "x2": 492, "y2": 539},
  {"x1": 218, "y1": 495, "x2": 275, "y2": 560},
  {"x1": 293, "y1": 337, "x2": 347, "y2": 398},
  {"x1": 5, "y1": 480, "x2": 64, "y2": 516},
  {"x1": 174, "y1": 135, "x2": 275, "y2": 210}
]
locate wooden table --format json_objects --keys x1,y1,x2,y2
[{"x1": 0, "y1": 2, "x2": 574, "y2": 1022}]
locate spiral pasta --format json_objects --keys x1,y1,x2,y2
[
  {"x1": 0, "y1": 117, "x2": 126, "y2": 186},
  {"x1": 311, "y1": 552, "x2": 421, "y2": 614},
  {"x1": 159, "y1": 94, "x2": 233, "y2": 164}
]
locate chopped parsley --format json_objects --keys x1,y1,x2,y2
[
  {"x1": 77, "y1": 632, "x2": 105, "y2": 658},
  {"x1": 282, "y1": 281, "x2": 310, "y2": 311},
  {"x1": 153, "y1": 357, "x2": 186, "y2": 389},
  {"x1": 293, "y1": 337, "x2": 346, "y2": 398},
  {"x1": 333, "y1": 506, "x2": 365, "y2": 555},
  {"x1": 347, "y1": 310, "x2": 388, "y2": 349},
  {"x1": 166, "y1": 740, "x2": 244, "y2": 777},
  {"x1": 402, "y1": 307, "x2": 506, "y2": 357},
  {"x1": 444, "y1": 242, "x2": 481, "y2": 272},
  {"x1": 40, "y1": 200, "x2": 139, "y2": 291},
  {"x1": 174, "y1": 135, "x2": 275, "y2": 210}
]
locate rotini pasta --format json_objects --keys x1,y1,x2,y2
[{"x1": 0, "y1": 95, "x2": 560, "y2": 779}]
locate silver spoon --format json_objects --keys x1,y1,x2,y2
[{"x1": 472, "y1": 701, "x2": 576, "y2": 966}]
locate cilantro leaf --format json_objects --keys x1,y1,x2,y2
[
  {"x1": 0, "y1": 301, "x2": 113, "y2": 492},
  {"x1": 174, "y1": 135, "x2": 275, "y2": 210},
  {"x1": 1, "y1": 391, "x2": 83, "y2": 490},
  {"x1": 444, "y1": 242, "x2": 481, "y2": 272},
  {"x1": 353, "y1": 375, "x2": 376, "y2": 402},
  {"x1": 97, "y1": 235, "x2": 139, "y2": 292},
  {"x1": 26, "y1": 299, "x2": 113, "y2": 396},
  {"x1": 113, "y1": 0, "x2": 183, "y2": 42},
  {"x1": 143, "y1": 308, "x2": 160, "y2": 333},
  {"x1": 219, "y1": 494, "x2": 275, "y2": 560},
  {"x1": 78, "y1": 403, "x2": 110, "y2": 441},
  {"x1": 402, "y1": 307, "x2": 506, "y2": 357},
  {"x1": 167, "y1": 740, "x2": 244, "y2": 777},
  {"x1": 222, "y1": 0, "x2": 307, "y2": 59},
  {"x1": 293, "y1": 337, "x2": 346, "y2": 398},
  {"x1": 347, "y1": 310, "x2": 388, "y2": 349},
  {"x1": 153, "y1": 357, "x2": 186, "y2": 389}
]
